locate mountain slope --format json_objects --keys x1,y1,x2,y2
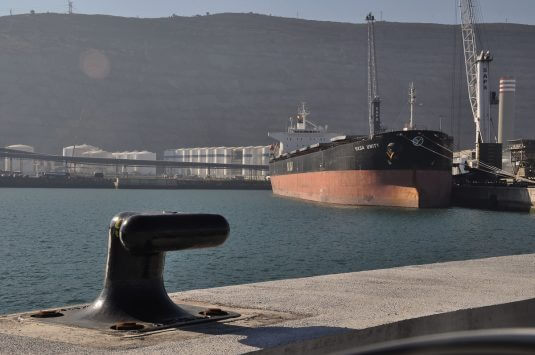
[{"x1": 0, "y1": 13, "x2": 533, "y2": 154}]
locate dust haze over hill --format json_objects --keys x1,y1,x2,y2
[{"x1": 0, "y1": 12, "x2": 533, "y2": 154}]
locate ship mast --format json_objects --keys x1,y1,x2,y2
[
  {"x1": 296, "y1": 102, "x2": 309, "y2": 130},
  {"x1": 367, "y1": 12, "x2": 381, "y2": 138},
  {"x1": 460, "y1": 0, "x2": 493, "y2": 160}
]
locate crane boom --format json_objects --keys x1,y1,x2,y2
[
  {"x1": 367, "y1": 12, "x2": 381, "y2": 137},
  {"x1": 460, "y1": 0, "x2": 479, "y2": 126},
  {"x1": 460, "y1": 0, "x2": 493, "y2": 154}
]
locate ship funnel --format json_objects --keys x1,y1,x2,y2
[{"x1": 498, "y1": 77, "x2": 516, "y2": 145}]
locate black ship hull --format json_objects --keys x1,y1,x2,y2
[{"x1": 269, "y1": 130, "x2": 453, "y2": 208}]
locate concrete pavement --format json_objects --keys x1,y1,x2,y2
[{"x1": 1, "y1": 253, "x2": 535, "y2": 354}]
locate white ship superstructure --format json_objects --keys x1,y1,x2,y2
[{"x1": 268, "y1": 103, "x2": 340, "y2": 157}]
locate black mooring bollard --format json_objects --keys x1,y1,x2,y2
[{"x1": 47, "y1": 211, "x2": 238, "y2": 331}]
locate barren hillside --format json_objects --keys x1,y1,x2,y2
[{"x1": 0, "y1": 13, "x2": 533, "y2": 154}]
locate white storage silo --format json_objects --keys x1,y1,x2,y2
[
  {"x1": 191, "y1": 148, "x2": 200, "y2": 177},
  {"x1": 214, "y1": 147, "x2": 225, "y2": 178},
  {"x1": 83, "y1": 149, "x2": 113, "y2": 175},
  {"x1": 112, "y1": 152, "x2": 126, "y2": 159},
  {"x1": 112, "y1": 151, "x2": 134, "y2": 174},
  {"x1": 5, "y1": 144, "x2": 35, "y2": 175},
  {"x1": 250, "y1": 145, "x2": 269, "y2": 178},
  {"x1": 249, "y1": 146, "x2": 263, "y2": 179},
  {"x1": 163, "y1": 149, "x2": 177, "y2": 175},
  {"x1": 126, "y1": 151, "x2": 137, "y2": 160},
  {"x1": 163, "y1": 149, "x2": 177, "y2": 174},
  {"x1": 62, "y1": 144, "x2": 99, "y2": 157},
  {"x1": 260, "y1": 145, "x2": 270, "y2": 177},
  {"x1": 230, "y1": 147, "x2": 243, "y2": 178},
  {"x1": 241, "y1": 146, "x2": 253, "y2": 178},
  {"x1": 206, "y1": 147, "x2": 216, "y2": 178},
  {"x1": 183, "y1": 148, "x2": 192, "y2": 176},
  {"x1": 88, "y1": 150, "x2": 112, "y2": 159},
  {"x1": 250, "y1": 146, "x2": 259, "y2": 166},
  {"x1": 197, "y1": 148, "x2": 204, "y2": 178},
  {"x1": 173, "y1": 148, "x2": 183, "y2": 177},
  {"x1": 222, "y1": 147, "x2": 233, "y2": 178},
  {"x1": 208, "y1": 147, "x2": 216, "y2": 164},
  {"x1": 163, "y1": 149, "x2": 176, "y2": 161},
  {"x1": 215, "y1": 147, "x2": 224, "y2": 165},
  {"x1": 62, "y1": 146, "x2": 72, "y2": 157},
  {"x1": 134, "y1": 151, "x2": 157, "y2": 176},
  {"x1": 127, "y1": 151, "x2": 138, "y2": 174},
  {"x1": 197, "y1": 148, "x2": 208, "y2": 178},
  {"x1": 62, "y1": 144, "x2": 99, "y2": 175}
]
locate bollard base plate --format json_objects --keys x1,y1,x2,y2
[{"x1": 27, "y1": 303, "x2": 240, "y2": 334}]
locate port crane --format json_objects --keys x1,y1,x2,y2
[
  {"x1": 367, "y1": 12, "x2": 382, "y2": 137},
  {"x1": 460, "y1": 0, "x2": 493, "y2": 160},
  {"x1": 408, "y1": 82, "x2": 416, "y2": 130}
]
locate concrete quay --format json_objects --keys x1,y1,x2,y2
[{"x1": 1, "y1": 254, "x2": 535, "y2": 354}]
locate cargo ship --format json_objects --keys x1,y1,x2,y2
[
  {"x1": 268, "y1": 13, "x2": 453, "y2": 208},
  {"x1": 269, "y1": 129, "x2": 453, "y2": 208}
]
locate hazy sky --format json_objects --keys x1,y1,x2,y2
[{"x1": 0, "y1": 0, "x2": 534, "y2": 25}]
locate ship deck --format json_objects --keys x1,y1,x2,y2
[{"x1": 269, "y1": 129, "x2": 451, "y2": 163}]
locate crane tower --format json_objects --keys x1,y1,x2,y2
[
  {"x1": 408, "y1": 82, "x2": 416, "y2": 130},
  {"x1": 367, "y1": 12, "x2": 381, "y2": 137},
  {"x1": 460, "y1": 0, "x2": 493, "y2": 160}
]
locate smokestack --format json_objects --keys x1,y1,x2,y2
[{"x1": 498, "y1": 77, "x2": 516, "y2": 145}]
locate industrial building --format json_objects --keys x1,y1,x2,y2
[
  {"x1": 163, "y1": 146, "x2": 270, "y2": 179},
  {"x1": 3, "y1": 144, "x2": 35, "y2": 175},
  {"x1": 2, "y1": 143, "x2": 267, "y2": 179},
  {"x1": 509, "y1": 139, "x2": 535, "y2": 180},
  {"x1": 110, "y1": 151, "x2": 157, "y2": 176},
  {"x1": 62, "y1": 145, "x2": 157, "y2": 176}
]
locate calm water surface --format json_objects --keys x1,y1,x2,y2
[{"x1": 1, "y1": 188, "x2": 535, "y2": 314}]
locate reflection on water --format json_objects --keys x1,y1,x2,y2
[{"x1": 1, "y1": 188, "x2": 535, "y2": 314}]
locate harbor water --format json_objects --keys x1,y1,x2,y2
[{"x1": 1, "y1": 188, "x2": 535, "y2": 315}]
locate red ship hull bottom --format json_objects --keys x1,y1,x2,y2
[{"x1": 270, "y1": 170, "x2": 452, "y2": 208}]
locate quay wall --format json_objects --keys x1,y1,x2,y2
[
  {"x1": 453, "y1": 185, "x2": 535, "y2": 211},
  {"x1": 114, "y1": 177, "x2": 272, "y2": 190}
]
